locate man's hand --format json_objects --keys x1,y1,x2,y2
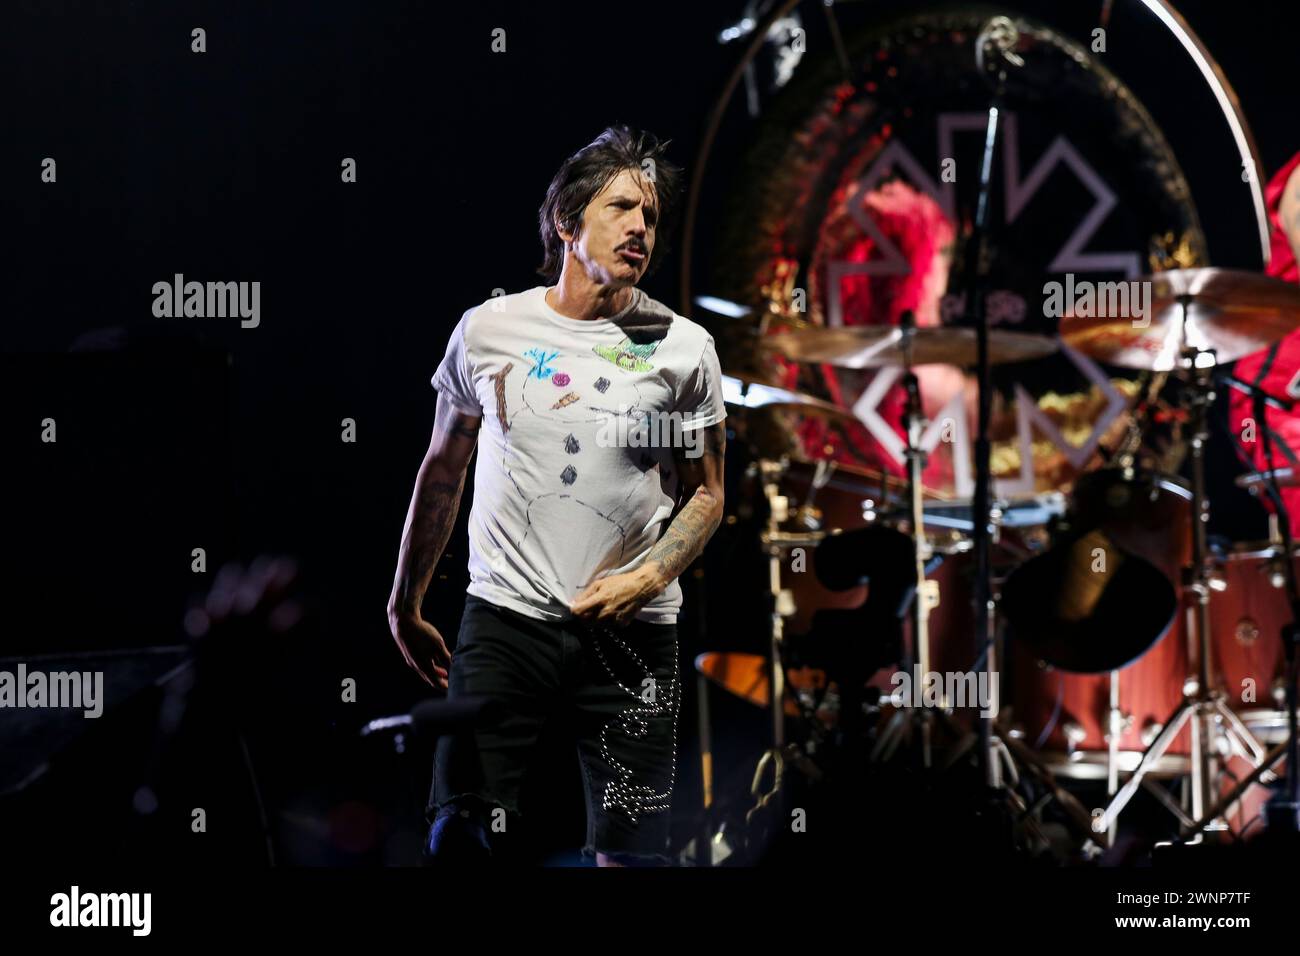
[
  {"x1": 387, "y1": 607, "x2": 451, "y2": 689},
  {"x1": 573, "y1": 421, "x2": 726, "y2": 627},
  {"x1": 571, "y1": 565, "x2": 665, "y2": 627}
]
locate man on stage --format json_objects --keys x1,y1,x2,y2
[{"x1": 387, "y1": 126, "x2": 727, "y2": 866}]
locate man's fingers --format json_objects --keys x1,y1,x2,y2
[
  {"x1": 426, "y1": 631, "x2": 452, "y2": 669},
  {"x1": 403, "y1": 648, "x2": 443, "y2": 689},
  {"x1": 394, "y1": 617, "x2": 451, "y2": 689},
  {"x1": 412, "y1": 619, "x2": 451, "y2": 668},
  {"x1": 571, "y1": 586, "x2": 600, "y2": 617}
]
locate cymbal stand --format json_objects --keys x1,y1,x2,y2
[
  {"x1": 1092, "y1": 317, "x2": 1270, "y2": 838},
  {"x1": 869, "y1": 313, "x2": 944, "y2": 767},
  {"x1": 1177, "y1": 362, "x2": 1300, "y2": 839}
]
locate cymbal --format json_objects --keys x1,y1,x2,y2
[
  {"x1": 720, "y1": 372, "x2": 860, "y2": 424},
  {"x1": 761, "y1": 325, "x2": 1058, "y2": 369},
  {"x1": 1061, "y1": 268, "x2": 1300, "y2": 371}
]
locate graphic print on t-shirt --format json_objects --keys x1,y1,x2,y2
[
  {"x1": 431, "y1": 285, "x2": 726, "y2": 622},
  {"x1": 592, "y1": 335, "x2": 662, "y2": 372},
  {"x1": 488, "y1": 362, "x2": 513, "y2": 433},
  {"x1": 501, "y1": 335, "x2": 670, "y2": 597}
]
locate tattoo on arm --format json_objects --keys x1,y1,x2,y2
[
  {"x1": 645, "y1": 422, "x2": 726, "y2": 583},
  {"x1": 644, "y1": 488, "x2": 722, "y2": 583},
  {"x1": 392, "y1": 467, "x2": 468, "y2": 614}
]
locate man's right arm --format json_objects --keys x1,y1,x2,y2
[{"x1": 387, "y1": 391, "x2": 482, "y2": 689}]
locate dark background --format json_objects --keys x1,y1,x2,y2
[{"x1": 4, "y1": 0, "x2": 1300, "y2": 865}]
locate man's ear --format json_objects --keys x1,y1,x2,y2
[{"x1": 555, "y1": 212, "x2": 577, "y2": 244}]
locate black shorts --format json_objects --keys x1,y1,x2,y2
[{"x1": 426, "y1": 595, "x2": 680, "y2": 864}]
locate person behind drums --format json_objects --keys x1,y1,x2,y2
[{"x1": 1231, "y1": 155, "x2": 1300, "y2": 531}]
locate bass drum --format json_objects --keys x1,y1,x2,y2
[
  {"x1": 1003, "y1": 468, "x2": 1194, "y2": 776},
  {"x1": 1001, "y1": 468, "x2": 1190, "y2": 673},
  {"x1": 1007, "y1": 632, "x2": 1191, "y2": 779}
]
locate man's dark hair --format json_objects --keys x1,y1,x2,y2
[{"x1": 536, "y1": 125, "x2": 683, "y2": 282}]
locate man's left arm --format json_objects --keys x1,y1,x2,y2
[{"x1": 571, "y1": 421, "x2": 726, "y2": 625}]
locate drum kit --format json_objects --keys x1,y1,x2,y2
[{"x1": 693, "y1": 267, "x2": 1300, "y2": 862}]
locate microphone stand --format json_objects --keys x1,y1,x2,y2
[
  {"x1": 968, "y1": 25, "x2": 1008, "y2": 797},
  {"x1": 909, "y1": 18, "x2": 1105, "y2": 857}
]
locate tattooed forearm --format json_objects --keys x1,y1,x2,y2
[
  {"x1": 389, "y1": 466, "x2": 468, "y2": 616},
  {"x1": 644, "y1": 486, "x2": 723, "y2": 584},
  {"x1": 643, "y1": 421, "x2": 726, "y2": 584}
]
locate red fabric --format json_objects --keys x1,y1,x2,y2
[
  {"x1": 1230, "y1": 152, "x2": 1300, "y2": 531},
  {"x1": 794, "y1": 181, "x2": 957, "y2": 487}
]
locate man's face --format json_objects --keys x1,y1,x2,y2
[{"x1": 563, "y1": 166, "x2": 659, "y2": 286}]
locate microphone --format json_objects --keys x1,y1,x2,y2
[{"x1": 360, "y1": 696, "x2": 500, "y2": 738}]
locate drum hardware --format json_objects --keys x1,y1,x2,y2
[
  {"x1": 998, "y1": 731, "x2": 1107, "y2": 852},
  {"x1": 744, "y1": 746, "x2": 785, "y2": 832},
  {"x1": 1191, "y1": 370, "x2": 1300, "y2": 836},
  {"x1": 1060, "y1": 297, "x2": 1300, "y2": 840},
  {"x1": 939, "y1": 680, "x2": 1104, "y2": 851},
  {"x1": 691, "y1": 452, "x2": 839, "y2": 866},
  {"x1": 1062, "y1": 721, "x2": 1088, "y2": 754},
  {"x1": 759, "y1": 458, "x2": 795, "y2": 759},
  {"x1": 1079, "y1": 323, "x2": 1274, "y2": 839},
  {"x1": 791, "y1": 458, "x2": 835, "y2": 531},
  {"x1": 1174, "y1": 740, "x2": 1291, "y2": 842},
  {"x1": 1236, "y1": 466, "x2": 1299, "y2": 491},
  {"x1": 715, "y1": 255, "x2": 1300, "y2": 852},
  {"x1": 688, "y1": 454, "x2": 796, "y2": 865},
  {"x1": 1101, "y1": 674, "x2": 1132, "y2": 843},
  {"x1": 895, "y1": 311, "x2": 941, "y2": 766},
  {"x1": 1000, "y1": 267, "x2": 1300, "y2": 837}
]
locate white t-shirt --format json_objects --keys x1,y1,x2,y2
[{"x1": 431, "y1": 285, "x2": 727, "y2": 624}]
